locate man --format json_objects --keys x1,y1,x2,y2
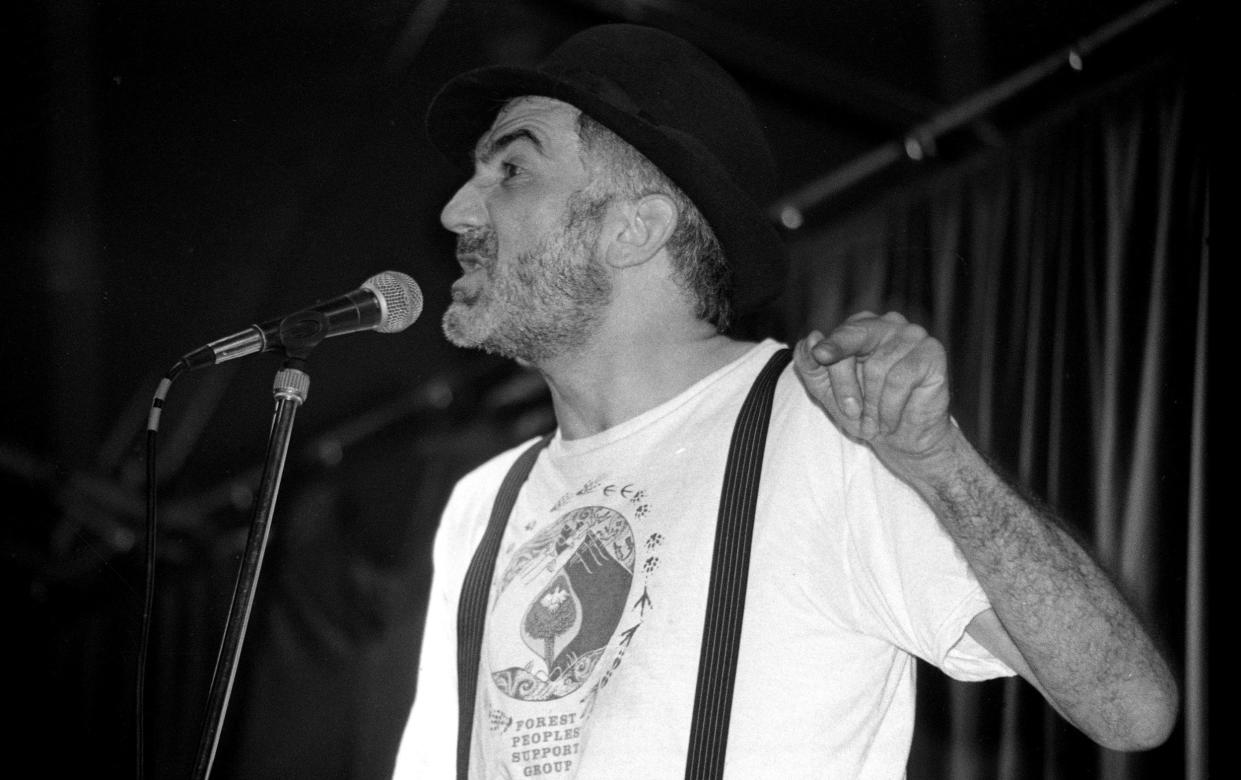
[{"x1": 394, "y1": 24, "x2": 1176, "y2": 779}]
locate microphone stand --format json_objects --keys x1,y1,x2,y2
[{"x1": 191, "y1": 349, "x2": 314, "y2": 780}]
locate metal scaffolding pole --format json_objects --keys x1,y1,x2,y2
[{"x1": 770, "y1": 0, "x2": 1182, "y2": 229}]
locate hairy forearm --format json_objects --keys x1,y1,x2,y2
[{"x1": 881, "y1": 429, "x2": 1179, "y2": 750}]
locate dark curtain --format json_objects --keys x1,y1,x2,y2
[{"x1": 778, "y1": 58, "x2": 1210, "y2": 779}]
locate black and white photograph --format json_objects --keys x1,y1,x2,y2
[{"x1": 5, "y1": 1, "x2": 1215, "y2": 778}]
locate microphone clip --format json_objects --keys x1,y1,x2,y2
[{"x1": 274, "y1": 309, "x2": 332, "y2": 365}]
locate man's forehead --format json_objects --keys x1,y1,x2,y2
[
  {"x1": 494, "y1": 95, "x2": 578, "y2": 125},
  {"x1": 493, "y1": 95, "x2": 570, "y2": 118},
  {"x1": 473, "y1": 96, "x2": 581, "y2": 159}
]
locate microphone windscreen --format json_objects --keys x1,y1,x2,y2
[{"x1": 365, "y1": 271, "x2": 423, "y2": 333}]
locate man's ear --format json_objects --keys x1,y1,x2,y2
[{"x1": 603, "y1": 193, "x2": 677, "y2": 269}]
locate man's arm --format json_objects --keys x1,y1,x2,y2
[{"x1": 792, "y1": 312, "x2": 1179, "y2": 751}]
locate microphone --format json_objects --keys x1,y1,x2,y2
[{"x1": 179, "y1": 271, "x2": 423, "y2": 371}]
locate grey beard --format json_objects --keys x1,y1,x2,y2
[{"x1": 441, "y1": 251, "x2": 610, "y2": 363}]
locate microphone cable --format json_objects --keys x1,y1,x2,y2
[{"x1": 137, "y1": 360, "x2": 186, "y2": 780}]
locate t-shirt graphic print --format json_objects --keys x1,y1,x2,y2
[
  {"x1": 483, "y1": 473, "x2": 664, "y2": 779},
  {"x1": 493, "y1": 503, "x2": 637, "y2": 701}
]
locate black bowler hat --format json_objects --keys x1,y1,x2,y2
[{"x1": 425, "y1": 23, "x2": 787, "y2": 315}]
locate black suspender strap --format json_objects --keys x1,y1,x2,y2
[
  {"x1": 455, "y1": 347, "x2": 791, "y2": 780},
  {"x1": 455, "y1": 432, "x2": 553, "y2": 780},
  {"x1": 684, "y1": 347, "x2": 790, "y2": 779}
]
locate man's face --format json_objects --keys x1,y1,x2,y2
[{"x1": 440, "y1": 96, "x2": 613, "y2": 363}]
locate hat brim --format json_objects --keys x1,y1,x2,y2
[{"x1": 425, "y1": 66, "x2": 787, "y2": 315}]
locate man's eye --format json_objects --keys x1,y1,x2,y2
[{"x1": 501, "y1": 162, "x2": 522, "y2": 180}]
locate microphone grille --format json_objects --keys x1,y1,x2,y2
[{"x1": 364, "y1": 271, "x2": 423, "y2": 333}]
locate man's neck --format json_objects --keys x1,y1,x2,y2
[{"x1": 537, "y1": 328, "x2": 757, "y2": 440}]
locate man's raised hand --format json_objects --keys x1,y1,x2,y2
[{"x1": 793, "y1": 311, "x2": 955, "y2": 465}]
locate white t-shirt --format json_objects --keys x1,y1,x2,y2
[{"x1": 394, "y1": 340, "x2": 1012, "y2": 779}]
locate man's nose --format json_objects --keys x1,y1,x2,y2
[{"x1": 440, "y1": 181, "x2": 486, "y2": 234}]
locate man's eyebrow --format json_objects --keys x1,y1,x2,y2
[{"x1": 476, "y1": 128, "x2": 545, "y2": 165}]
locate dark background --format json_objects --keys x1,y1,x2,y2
[{"x1": 4, "y1": 1, "x2": 1202, "y2": 777}]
